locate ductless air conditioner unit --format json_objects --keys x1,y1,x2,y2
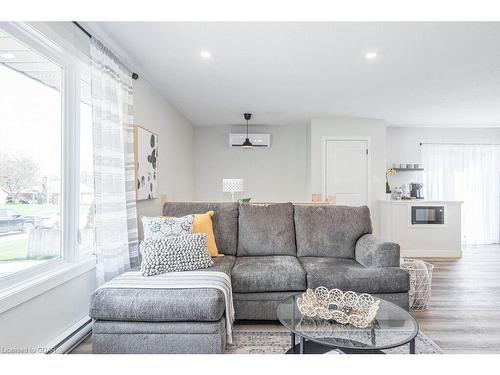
[{"x1": 229, "y1": 133, "x2": 271, "y2": 148}]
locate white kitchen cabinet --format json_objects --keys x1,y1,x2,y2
[{"x1": 379, "y1": 200, "x2": 463, "y2": 258}]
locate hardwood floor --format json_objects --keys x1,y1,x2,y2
[
  {"x1": 411, "y1": 245, "x2": 500, "y2": 353},
  {"x1": 71, "y1": 245, "x2": 500, "y2": 354}
]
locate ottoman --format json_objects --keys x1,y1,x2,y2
[
  {"x1": 89, "y1": 256, "x2": 235, "y2": 354},
  {"x1": 89, "y1": 287, "x2": 227, "y2": 354}
]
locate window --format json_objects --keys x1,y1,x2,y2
[
  {"x1": 0, "y1": 23, "x2": 94, "y2": 282},
  {"x1": 422, "y1": 143, "x2": 500, "y2": 245},
  {"x1": 79, "y1": 76, "x2": 95, "y2": 254}
]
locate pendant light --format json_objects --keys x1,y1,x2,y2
[{"x1": 242, "y1": 113, "x2": 253, "y2": 149}]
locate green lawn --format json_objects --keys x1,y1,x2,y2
[
  {"x1": 0, "y1": 234, "x2": 29, "y2": 261},
  {"x1": 0, "y1": 203, "x2": 93, "y2": 262}
]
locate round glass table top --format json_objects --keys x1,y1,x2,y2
[{"x1": 277, "y1": 294, "x2": 419, "y2": 351}]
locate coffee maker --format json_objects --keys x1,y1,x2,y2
[{"x1": 409, "y1": 183, "x2": 424, "y2": 199}]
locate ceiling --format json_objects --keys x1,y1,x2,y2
[{"x1": 97, "y1": 22, "x2": 500, "y2": 127}]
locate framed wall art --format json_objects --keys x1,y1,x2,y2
[{"x1": 133, "y1": 125, "x2": 158, "y2": 200}]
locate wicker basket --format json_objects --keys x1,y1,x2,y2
[
  {"x1": 401, "y1": 259, "x2": 434, "y2": 311},
  {"x1": 296, "y1": 287, "x2": 380, "y2": 328}
]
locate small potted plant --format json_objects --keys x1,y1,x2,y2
[{"x1": 386, "y1": 168, "x2": 396, "y2": 200}]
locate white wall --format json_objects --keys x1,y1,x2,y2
[
  {"x1": 387, "y1": 127, "x2": 500, "y2": 189},
  {"x1": 0, "y1": 269, "x2": 96, "y2": 351},
  {"x1": 133, "y1": 78, "x2": 195, "y2": 217},
  {"x1": 309, "y1": 118, "x2": 388, "y2": 233},
  {"x1": 193, "y1": 125, "x2": 308, "y2": 202}
]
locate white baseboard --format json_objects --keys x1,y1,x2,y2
[
  {"x1": 45, "y1": 315, "x2": 92, "y2": 354},
  {"x1": 401, "y1": 249, "x2": 462, "y2": 258}
]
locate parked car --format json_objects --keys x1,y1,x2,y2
[
  {"x1": 0, "y1": 209, "x2": 35, "y2": 234},
  {"x1": 5, "y1": 197, "x2": 31, "y2": 204}
]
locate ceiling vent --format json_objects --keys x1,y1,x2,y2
[{"x1": 229, "y1": 133, "x2": 271, "y2": 148}]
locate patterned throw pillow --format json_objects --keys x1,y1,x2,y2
[
  {"x1": 141, "y1": 215, "x2": 194, "y2": 240},
  {"x1": 140, "y1": 233, "x2": 214, "y2": 276}
]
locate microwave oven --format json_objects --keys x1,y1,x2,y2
[{"x1": 411, "y1": 206, "x2": 444, "y2": 225}]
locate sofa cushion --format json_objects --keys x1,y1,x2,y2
[
  {"x1": 299, "y1": 257, "x2": 409, "y2": 293},
  {"x1": 231, "y1": 256, "x2": 306, "y2": 293},
  {"x1": 90, "y1": 288, "x2": 225, "y2": 322},
  {"x1": 139, "y1": 234, "x2": 214, "y2": 276},
  {"x1": 89, "y1": 256, "x2": 236, "y2": 322},
  {"x1": 193, "y1": 211, "x2": 219, "y2": 256},
  {"x1": 209, "y1": 254, "x2": 236, "y2": 276},
  {"x1": 141, "y1": 215, "x2": 193, "y2": 240},
  {"x1": 237, "y1": 203, "x2": 296, "y2": 256},
  {"x1": 163, "y1": 202, "x2": 239, "y2": 255},
  {"x1": 294, "y1": 205, "x2": 372, "y2": 258}
]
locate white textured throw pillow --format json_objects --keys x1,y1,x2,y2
[
  {"x1": 141, "y1": 215, "x2": 194, "y2": 240},
  {"x1": 140, "y1": 233, "x2": 214, "y2": 276}
]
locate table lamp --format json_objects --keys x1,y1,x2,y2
[{"x1": 222, "y1": 179, "x2": 244, "y2": 202}]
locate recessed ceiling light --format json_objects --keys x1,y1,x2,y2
[
  {"x1": 365, "y1": 52, "x2": 377, "y2": 60},
  {"x1": 1, "y1": 52, "x2": 15, "y2": 59},
  {"x1": 200, "y1": 51, "x2": 211, "y2": 59}
]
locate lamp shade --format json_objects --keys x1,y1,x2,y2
[{"x1": 222, "y1": 179, "x2": 244, "y2": 193}]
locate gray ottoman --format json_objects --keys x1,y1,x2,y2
[
  {"x1": 89, "y1": 255, "x2": 235, "y2": 354},
  {"x1": 89, "y1": 287, "x2": 227, "y2": 354}
]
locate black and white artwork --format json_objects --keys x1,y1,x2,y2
[{"x1": 134, "y1": 125, "x2": 158, "y2": 200}]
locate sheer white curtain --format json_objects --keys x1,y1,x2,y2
[
  {"x1": 90, "y1": 37, "x2": 139, "y2": 284},
  {"x1": 422, "y1": 144, "x2": 500, "y2": 245}
]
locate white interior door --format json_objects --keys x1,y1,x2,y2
[{"x1": 324, "y1": 139, "x2": 369, "y2": 206}]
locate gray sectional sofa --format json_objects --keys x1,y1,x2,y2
[{"x1": 89, "y1": 202, "x2": 409, "y2": 354}]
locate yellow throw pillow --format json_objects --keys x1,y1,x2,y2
[{"x1": 193, "y1": 211, "x2": 220, "y2": 257}]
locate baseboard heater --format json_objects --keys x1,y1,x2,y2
[{"x1": 46, "y1": 316, "x2": 92, "y2": 354}]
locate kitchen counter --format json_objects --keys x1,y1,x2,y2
[
  {"x1": 379, "y1": 200, "x2": 463, "y2": 258},
  {"x1": 379, "y1": 199, "x2": 463, "y2": 205}
]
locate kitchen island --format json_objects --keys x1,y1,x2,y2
[{"x1": 379, "y1": 200, "x2": 463, "y2": 258}]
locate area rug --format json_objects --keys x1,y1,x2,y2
[
  {"x1": 71, "y1": 328, "x2": 443, "y2": 354},
  {"x1": 225, "y1": 330, "x2": 443, "y2": 354}
]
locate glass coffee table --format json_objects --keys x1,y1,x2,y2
[{"x1": 277, "y1": 294, "x2": 419, "y2": 354}]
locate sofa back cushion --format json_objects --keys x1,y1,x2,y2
[
  {"x1": 163, "y1": 202, "x2": 239, "y2": 255},
  {"x1": 237, "y1": 203, "x2": 296, "y2": 256},
  {"x1": 294, "y1": 205, "x2": 372, "y2": 258}
]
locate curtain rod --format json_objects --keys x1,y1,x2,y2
[
  {"x1": 72, "y1": 21, "x2": 139, "y2": 80},
  {"x1": 420, "y1": 142, "x2": 500, "y2": 146}
]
